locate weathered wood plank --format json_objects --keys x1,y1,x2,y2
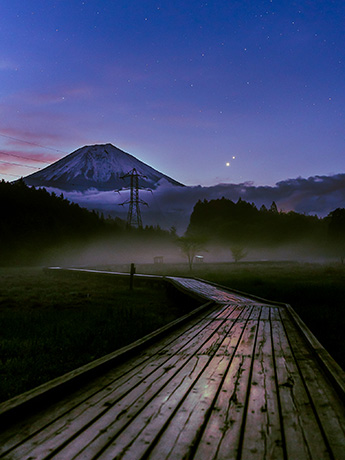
[
  {"x1": 271, "y1": 307, "x2": 330, "y2": 460},
  {"x1": 0, "y1": 298, "x2": 215, "y2": 428},
  {"x1": 286, "y1": 304, "x2": 345, "y2": 400},
  {"x1": 70, "y1": 355, "x2": 211, "y2": 460},
  {"x1": 146, "y1": 305, "x2": 255, "y2": 460},
  {"x1": 280, "y1": 307, "x2": 345, "y2": 460},
  {"x1": 1, "y1": 271, "x2": 345, "y2": 460},
  {"x1": 208, "y1": 304, "x2": 243, "y2": 320},
  {"x1": 191, "y1": 308, "x2": 262, "y2": 460},
  {"x1": 93, "y1": 309, "x2": 255, "y2": 460},
  {"x1": 239, "y1": 309, "x2": 284, "y2": 460},
  {"x1": 66, "y1": 309, "x2": 249, "y2": 458},
  {"x1": 0, "y1": 311, "x2": 218, "y2": 456},
  {"x1": 58, "y1": 312, "x2": 251, "y2": 460},
  {"x1": 10, "y1": 311, "x2": 238, "y2": 459},
  {"x1": 170, "y1": 278, "x2": 260, "y2": 305}
]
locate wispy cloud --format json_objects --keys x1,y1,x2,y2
[
  {"x1": 0, "y1": 126, "x2": 65, "y2": 145},
  {"x1": 51, "y1": 173, "x2": 345, "y2": 232},
  {"x1": 0, "y1": 148, "x2": 61, "y2": 164}
]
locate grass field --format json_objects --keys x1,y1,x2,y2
[
  {"x1": 1, "y1": 262, "x2": 344, "y2": 403},
  {"x1": 0, "y1": 267, "x2": 194, "y2": 403}
]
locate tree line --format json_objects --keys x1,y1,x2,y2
[
  {"x1": 1, "y1": 180, "x2": 345, "y2": 265},
  {"x1": 0, "y1": 180, "x2": 172, "y2": 265},
  {"x1": 186, "y1": 197, "x2": 345, "y2": 261}
]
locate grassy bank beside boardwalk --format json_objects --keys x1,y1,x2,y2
[{"x1": 0, "y1": 268, "x2": 196, "y2": 403}]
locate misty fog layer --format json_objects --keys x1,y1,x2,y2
[
  {"x1": 2, "y1": 179, "x2": 345, "y2": 267},
  {"x1": 45, "y1": 173, "x2": 345, "y2": 232}
]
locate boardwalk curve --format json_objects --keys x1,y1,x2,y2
[{"x1": 0, "y1": 269, "x2": 345, "y2": 459}]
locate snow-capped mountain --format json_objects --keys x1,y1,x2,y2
[{"x1": 23, "y1": 143, "x2": 184, "y2": 191}]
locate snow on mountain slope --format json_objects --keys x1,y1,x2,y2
[{"x1": 23, "y1": 144, "x2": 184, "y2": 191}]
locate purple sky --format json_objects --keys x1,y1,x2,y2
[{"x1": 1, "y1": 0, "x2": 344, "y2": 187}]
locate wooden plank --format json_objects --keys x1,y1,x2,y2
[
  {"x1": 61, "y1": 356, "x2": 211, "y2": 460},
  {"x1": 171, "y1": 278, "x2": 258, "y2": 305},
  {"x1": 0, "y1": 311, "x2": 225, "y2": 458},
  {"x1": 0, "y1": 298, "x2": 215, "y2": 425},
  {"x1": 207, "y1": 303, "x2": 240, "y2": 320},
  {"x1": 271, "y1": 307, "x2": 331, "y2": 460},
  {"x1": 9, "y1": 312, "x2": 234, "y2": 459},
  {"x1": 286, "y1": 304, "x2": 345, "y2": 400},
  {"x1": 54, "y1": 308, "x2": 253, "y2": 459},
  {"x1": 239, "y1": 310, "x2": 284, "y2": 460},
  {"x1": 146, "y1": 305, "x2": 254, "y2": 459},
  {"x1": 0, "y1": 312, "x2": 219, "y2": 455},
  {"x1": 197, "y1": 308, "x2": 252, "y2": 357},
  {"x1": 190, "y1": 308, "x2": 262, "y2": 460},
  {"x1": 207, "y1": 303, "x2": 235, "y2": 319},
  {"x1": 7, "y1": 355, "x2": 203, "y2": 459},
  {"x1": 280, "y1": 307, "x2": 345, "y2": 460},
  {"x1": 2, "y1": 272, "x2": 345, "y2": 460}
]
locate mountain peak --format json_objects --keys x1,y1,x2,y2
[{"x1": 23, "y1": 143, "x2": 184, "y2": 191}]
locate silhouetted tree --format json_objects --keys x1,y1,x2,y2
[
  {"x1": 269, "y1": 201, "x2": 279, "y2": 213},
  {"x1": 327, "y1": 208, "x2": 345, "y2": 263},
  {"x1": 177, "y1": 236, "x2": 206, "y2": 271},
  {"x1": 230, "y1": 245, "x2": 247, "y2": 263},
  {"x1": 186, "y1": 196, "x2": 325, "y2": 249}
]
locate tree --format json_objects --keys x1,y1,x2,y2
[
  {"x1": 177, "y1": 236, "x2": 206, "y2": 271},
  {"x1": 230, "y1": 245, "x2": 247, "y2": 263},
  {"x1": 327, "y1": 208, "x2": 345, "y2": 263},
  {"x1": 269, "y1": 201, "x2": 279, "y2": 213}
]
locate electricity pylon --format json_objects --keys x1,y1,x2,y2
[{"x1": 119, "y1": 168, "x2": 148, "y2": 228}]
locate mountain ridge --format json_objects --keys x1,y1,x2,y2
[{"x1": 23, "y1": 143, "x2": 184, "y2": 191}]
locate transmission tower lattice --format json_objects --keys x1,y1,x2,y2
[{"x1": 119, "y1": 168, "x2": 148, "y2": 228}]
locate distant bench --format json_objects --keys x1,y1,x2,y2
[{"x1": 0, "y1": 269, "x2": 345, "y2": 459}]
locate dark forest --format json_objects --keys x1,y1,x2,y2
[{"x1": 1, "y1": 181, "x2": 345, "y2": 265}]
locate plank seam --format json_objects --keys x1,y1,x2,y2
[
  {"x1": 235, "y1": 306, "x2": 262, "y2": 460},
  {"x1": 96, "y1": 304, "x2": 253, "y2": 460},
  {"x1": 278, "y1": 308, "x2": 335, "y2": 460},
  {"x1": 269, "y1": 308, "x2": 288, "y2": 460}
]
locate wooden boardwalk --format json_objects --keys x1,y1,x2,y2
[{"x1": 1, "y1": 274, "x2": 345, "y2": 459}]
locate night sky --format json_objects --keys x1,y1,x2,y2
[{"x1": 1, "y1": 1, "x2": 344, "y2": 187}]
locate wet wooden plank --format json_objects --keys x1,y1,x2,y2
[
  {"x1": 11, "y1": 308, "x2": 251, "y2": 459},
  {"x1": 286, "y1": 304, "x2": 345, "y2": 399},
  {"x1": 239, "y1": 308, "x2": 284, "y2": 460},
  {"x1": 271, "y1": 308, "x2": 331, "y2": 460},
  {"x1": 93, "y1": 308, "x2": 255, "y2": 460},
  {"x1": 0, "y1": 309, "x2": 217, "y2": 455},
  {"x1": 54, "y1": 311, "x2": 251, "y2": 460},
  {"x1": 1, "y1": 272, "x2": 345, "y2": 460},
  {"x1": 147, "y1": 305, "x2": 255, "y2": 460},
  {"x1": 280, "y1": 307, "x2": 345, "y2": 460},
  {"x1": 191, "y1": 308, "x2": 262, "y2": 459},
  {"x1": 170, "y1": 278, "x2": 260, "y2": 305},
  {"x1": 4, "y1": 315, "x2": 229, "y2": 459}
]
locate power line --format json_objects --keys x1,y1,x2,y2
[
  {"x1": 0, "y1": 150, "x2": 50, "y2": 164},
  {"x1": 0, "y1": 132, "x2": 68, "y2": 154}
]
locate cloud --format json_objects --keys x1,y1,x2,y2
[
  {"x1": 46, "y1": 173, "x2": 345, "y2": 232},
  {"x1": 0, "y1": 126, "x2": 65, "y2": 145},
  {"x1": 0, "y1": 148, "x2": 61, "y2": 165}
]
